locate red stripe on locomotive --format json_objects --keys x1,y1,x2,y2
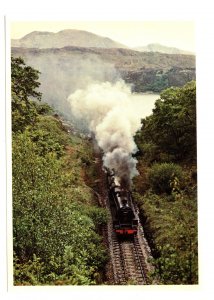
[{"x1": 115, "y1": 229, "x2": 137, "y2": 235}]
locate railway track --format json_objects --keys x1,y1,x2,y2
[
  {"x1": 109, "y1": 220, "x2": 150, "y2": 284},
  {"x1": 94, "y1": 153, "x2": 154, "y2": 285}
]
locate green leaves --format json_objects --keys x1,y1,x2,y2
[
  {"x1": 11, "y1": 56, "x2": 41, "y2": 101},
  {"x1": 11, "y1": 56, "x2": 42, "y2": 132},
  {"x1": 13, "y1": 129, "x2": 108, "y2": 285},
  {"x1": 133, "y1": 81, "x2": 197, "y2": 284},
  {"x1": 148, "y1": 162, "x2": 184, "y2": 194},
  {"x1": 135, "y1": 191, "x2": 198, "y2": 284},
  {"x1": 139, "y1": 81, "x2": 196, "y2": 162},
  {"x1": 12, "y1": 58, "x2": 108, "y2": 284}
]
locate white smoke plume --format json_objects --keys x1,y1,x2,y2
[{"x1": 67, "y1": 80, "x2": 145, "y2": 188}]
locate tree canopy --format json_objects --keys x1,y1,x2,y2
[
  {"x1": 11, "y1": 56, "x2": 42, "y2": 132},
  {"x1": 139, "y1": 81, "x2": 196, "y2": 162}
]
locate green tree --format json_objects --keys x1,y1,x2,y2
[
  {"x1": 11, "y1": 57, "x2": 41, "y2": 101},
  {"x1": 13, "y1": 131, "x2": 108, "y2": 285},
  {"x1": 140, "y1": 81, "x2": 196, "y2": 162},
  {"x1": 133, "y1": 81, "x2": 198, "y2": 284},
  {"x1": 11, "y1": 56, "x2": 42, "y2": 132},
  {"x1": 12, "y1": 57, "x2": 108, "y2": 285}
]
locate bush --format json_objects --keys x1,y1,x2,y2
[
  {"x1": 134, "y1": 190, "x2": 198, "y2": 284},
  {"x1": 148, "y1": 162, "x2": 184, "y2": 194},
  {"x1": 13, "y1": 129, "x2": 108, "y2": 285}
]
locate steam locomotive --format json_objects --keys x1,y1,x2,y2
[{"x1": 106, "y1": 169, "x2": 138, "y2": 235}]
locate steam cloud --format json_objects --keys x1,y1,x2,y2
[
  {"x1": 67, "y1": 80, "x2": 145, "y2": 188},
  {"x1": 17, "y1": 52, "x2": 119, "y2": 120}
]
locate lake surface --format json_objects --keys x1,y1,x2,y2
[{"x1": 132, "y1": 93, "x2": 159, "y2": 119}]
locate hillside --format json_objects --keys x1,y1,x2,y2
[
  {"x1": 11, "y1": 29, "x2": 128, "y2": 49},
  {"x1": 12, "y1": 57, "x2": 109, "y2": 285},
  {"x1": 135, "y1": 43, "x2": 194, "y2": 55},
  {"x1": 11, "y1": 46, "x2": 196, "y2": 117},
  {"x1": 12, "y1": 45, "x2": 195, "y2": 69},
  {"x1": 11, "y1": 46, "x2": 195, "y2": 71},
  {"x1": 133, "y1": 81, "x2": 197, "y2": 284}
]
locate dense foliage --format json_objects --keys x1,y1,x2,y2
[
  {"x1": 148, "y1": 162, "x2": 184, "y2": 195},
  {"x1": 138, "y1": 81, "x2": 196, "y2": 163},
  {"x1": 11, "y1": 57, "x2": 42, "y2": 132},
  {"x1": 133, "y1": 81, "x2": 198, "y2": 284},
  {"x1": 12, "y1": 57, "x2": 108, "y2": 285}
]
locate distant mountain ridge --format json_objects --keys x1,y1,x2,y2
[
  {"x1": 134, "y1": 43, "x2": 194, "y2": 55},
  {"x1": 12, "y1": 30, "x2": 194, "y2": 55},
  {"x1": 11, "y1": 30, "x2": 196, "y2": 120},
  {"x1": 11, "y1": 29, "x2": 128, "y2": 49}
]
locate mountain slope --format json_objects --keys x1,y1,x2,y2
[
  {"x1": 135, "y1": 43, "x2": 194, "y2": 55},
  {"x1": 11, "y1": 45, "x2": 196, "y2": 118},
  {"x1": 11, "y1": 46, "x2": 195, "y2": 70},
  {"x1": 11, "y1": 29, "x2": 128, "y2": 49}
]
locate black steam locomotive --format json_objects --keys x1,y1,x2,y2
[{"x1": 106, "y1": 169, "x2": 138, "y2": 235}]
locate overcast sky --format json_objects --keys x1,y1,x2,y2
[{"x1": 10, "y1": 20, "x2": 195, "y2": 52}]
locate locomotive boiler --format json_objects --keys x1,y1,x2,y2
[{"x1": 106, "y1": 169, "x2": 138, "y2": 235}]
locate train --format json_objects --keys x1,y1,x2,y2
[{"x1": 106, "y1": 169, "x2": 138, "y2": 235}]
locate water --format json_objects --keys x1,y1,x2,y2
[{"x1": 132, "y1": 93, "x2": 159, "y2": 119}]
